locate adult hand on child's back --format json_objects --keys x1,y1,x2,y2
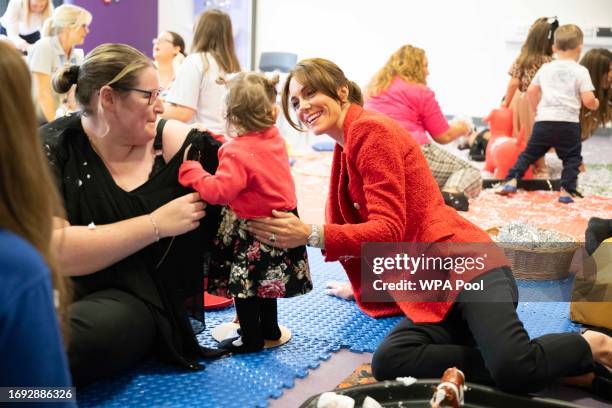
[
  {"x1": 151, "y1": 192, "x2": 206, "y2": 237},
  {"x1": 248, "y1": 210, "x2": 310, "y2": 249}
]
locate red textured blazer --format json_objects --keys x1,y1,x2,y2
[{"x1": 323, "y1": 105, "x2": 508, "y2": 323}]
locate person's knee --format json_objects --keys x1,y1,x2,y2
[
  {"x1": 371, "y1": 343, "x2": 421, "y2": 381},
  {"x1": 68, "y1": 290, "x2": 156, "y2": 385},
  {"x1": 488, "y1": 359, "x2": 541, "y2": 393},
  {"x1": 371, "y1": 346, "x2": 397, "y2": 380}
]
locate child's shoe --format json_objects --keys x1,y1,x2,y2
[
  {"x1": 218, "y1": 336, "x2": 264, "y2": 354},
  {"x1": 236, "y1": 325, "x2": 281, "y2": 341},
  {"x1": 495, "y1": 182, "x2": 517, "y2": 196},
  {"x1": 559, "y1": 187, "x2": 582, "y2": 204}
]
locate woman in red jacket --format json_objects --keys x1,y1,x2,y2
[{"x1": 247, "y1": 58, "x2": 612, "y2": 397}]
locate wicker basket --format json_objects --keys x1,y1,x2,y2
[{"x1": 487, "y1": 227, "x2": 581, "y2": 280}]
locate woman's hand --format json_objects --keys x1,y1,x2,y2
[
  {"x1": 247, "y1": 210, "x2": 310, "y2": 249},
  {"x1": 151, "y1": 192, "x2": 206, "y2": 237},
  {"x1": 325, "y1": 281, "x2": 355, "y2": 300}
]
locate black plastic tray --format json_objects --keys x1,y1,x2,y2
[
  {"x1": 483, "y1": 178, "x2": 561, "y2": 191},
  {"x1": 299, "y1": 380, "x2": 583, "y2": 408}
]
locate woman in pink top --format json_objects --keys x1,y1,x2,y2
[
  {"x1": 179, "y1": 72, "x2": 312, "y2": 353},
  {"x1": 365, "y1": 44, "x2": 480, "y2": 211}
]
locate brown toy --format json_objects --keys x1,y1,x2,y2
[{"x1": 430, "y1": 367, "x2": 466, "y2": 408}]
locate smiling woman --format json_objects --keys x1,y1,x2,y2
[
  {"x1": 42, "y1": 43, "x2": 227, "y2": 386},
  {"x1": 247, "y1": 57, "x2": 612, "y2": 400},
  {"x1": 152, "y1": 30, "x2": 186, "y2": 93}
]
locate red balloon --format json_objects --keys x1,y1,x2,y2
[
  {"x1": 490, "y1": 136, "x2": 533, "y2": 179},
  {"x1": 484, "y1": 107, "x2": 513, "y2": 172}
]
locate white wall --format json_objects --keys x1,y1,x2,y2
[
  {"x1": 158, "y1": 0, "x2": 195, "y2": 51},
  {"x1": 255, "y1": 0, "x2": 612, "y2": 118}
]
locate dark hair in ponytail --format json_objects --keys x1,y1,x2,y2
[
  {"x1": 281, "y1": 58, "x2": 363, "y2": 131},
  {"x1": 52, "y1": 43, "x2": 154, "y2": 115},
  {"x1": 53, "y1": 64, "x2": 79, "y2": 94}
]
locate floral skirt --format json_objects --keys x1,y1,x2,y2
[{"x1": 207, "y1": 207, "x2": 313, "y2": 299}]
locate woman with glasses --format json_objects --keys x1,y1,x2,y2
[
  {"x1": 42, "y1": 43, "x2": 227, "y2": 385},
  {"x1": 28, "y1": 4, "x2": 91, "y2": 123},
  {"x1": 152, "y1": 31, "x2": 186, "y2": 96},
  {"x1": 163, "y1": 9, "x2": 241, "y2": 133},
  {"x1": 0, "y1": 0, "x2": 53, "y2": 52}
]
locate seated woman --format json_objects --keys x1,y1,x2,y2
[
  {"x1": 44, "y1": 43, "x2": 226, "y2": 386},
  {"x1": 0, "y1": 41, "x2": 73, "y2": 397},
  {"x1": 364, "y1": 44, "x2": 480, "y2": 211},
  {"x1": 247, "y1": 57, "x2": 612, "y2": 399},
  {"x1": 152, "y1": 30, "x2": 186, "y2": 98},
  {"x1": 0, "y1": 0, "x2": 53, "y2": 52},
  {"x1": 28, "y1": 4, "x2": 91, "y2": 123}
]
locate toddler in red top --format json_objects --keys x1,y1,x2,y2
[{"x1": 178, "y1": 72, "x2": 312, "y2": 353}]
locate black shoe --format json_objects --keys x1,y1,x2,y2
[
  {"x1": 591, "y1": 363, "x2": 612, "y2": 401},
  {"x1": 585, "y1": 217, "x2": 612, "y2": 256},
  {"x1": 237, "y1": 326, "x2": 281, "y2": 341},
  {"x1": 442, "y1": 191, "x2": 469, "y2": 211},
  {"x1": 218, "y1": 336, "x2": 264, "y2": 354}
]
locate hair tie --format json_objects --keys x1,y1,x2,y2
[{"x1": 68, "y1": 65, "x2": 80, "y2": 85}]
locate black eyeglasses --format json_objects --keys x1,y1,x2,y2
[{"x1": 113, "y1": 87, "x2": 162, "y2": 105}]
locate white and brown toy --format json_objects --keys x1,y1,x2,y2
[{"x1": 430, "y1": 367, "x2": 466, "y2": 408}]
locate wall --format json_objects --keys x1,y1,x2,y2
[
  {"x1": 255, "y1": 0, "x2": 612, "y2": 118},
  {"x1": 66, "y1": 0, "x2": 157, "y2": 57},
  {"x1": 158, "y1": 0, "x2": 254, "y2": 69},
  {"x1": 159, "y1": 0, "x2": 194, "y2": 51}
]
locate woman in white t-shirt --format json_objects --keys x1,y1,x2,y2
[
  {"x1": 152, "y1": 30, "x2": 186, "y2": 99},
  {"x1": 0, "y1": 0, "x2": 53, "y2": 52},
  {"x1": 163, "y1": 9, "x2": 241, "y2": 134},
  {"x1": 28, "y1": 4, "x2": 91, "y2": 122}
]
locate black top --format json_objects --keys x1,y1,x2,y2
[{"x1": 40, "y1": 113, "x2": 221, "y2": 367}]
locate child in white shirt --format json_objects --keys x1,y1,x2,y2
[{"x1": 497, "y1": 24, "x2": 599, "y2": 203}]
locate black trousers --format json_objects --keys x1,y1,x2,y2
[
  {"x1": 67, "y1": 289, "x2": 156, "y2": 386},
  {"x1": 0, "y1": 24, "x2": 41, "y2": 44},
  {"x1": 371, "y1": 267, "x2": 594, "y2": 393},
  {"x1": 506, "y1": 121, "x2": 582, "y2": 191}
]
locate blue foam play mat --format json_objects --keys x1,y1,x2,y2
[{"x1": 77, "y1": 248, "x2": 581, "y2": 407}]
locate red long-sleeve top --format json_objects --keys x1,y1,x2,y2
[
  {"x1": 178, "y1": 126, "x2": 297, "y2": 218},
  {"x1": 324, "y1": 105, "x2": 508, "y2": 323}
]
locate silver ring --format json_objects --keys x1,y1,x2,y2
[{"x1": 269, "y1": 233, "x2": 276, "y2": 243}]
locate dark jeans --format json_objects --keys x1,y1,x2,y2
[
  {"x1": 506, "y1": 121, "x2": 582, "y2": 191},
  {"x1": 371, "y1": 267, "x2": 593, "y2": 393}
]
